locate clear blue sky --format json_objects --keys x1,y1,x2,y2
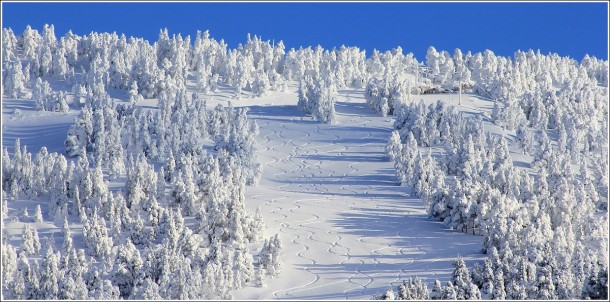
[{"x1": 2, "y1": 2, "x2": 608, "y2": 60}]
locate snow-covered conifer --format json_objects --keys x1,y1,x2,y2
[
  {"x1": 246, "y1": 206, "x2": 265, "y2": 243},
  {"x1": 386, "y1": 130, "x2": 402, "y2": 162},
  {"x1": 259, "y1": 234, "x2": 282, "y2": 277},
  {"x1": 251, "y1": 70, "x2": 270, "y2": 97},
  {"x1": 130, "y1": 277, "x2": 161, "y2": 300},
  {"x1": 430, "y1": 279, "x2": 443, "y2": 300},
  {"x1": 33, "y1": 78, "x2": 52, "y2": 111},
  {"x1": 112, "y1": 238, "x2": 143, "y2": 298},
  {"x1": 442, "y1": 281, "x2": 457, "y2": 300},
  {"x1": 21, "y1": 207, "x2": 29, "y2": 222},
  {"x1": 493, "y1": 270, "x2": 507, "y2": 299},
  {"x1": 33, "y1": 205, "x2": 43, "y2": 223},
  {"x1": 21, "y1": 224, "x2": 36, "y2": 255},
  {"x1": 3, "y1": 59, "x2": 27, "y2": 98},
  {"x1": 255, "y1": 266, "x2": 266, "y2": 288},
  {"x1": 451, "y1": 257, "x2": 472, "y2": 299},
  {"x1": 39, "y1": 243, "x2": 60, "y2": 299}
]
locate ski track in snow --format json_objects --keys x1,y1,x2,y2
[{"x1": 233, "y1": 90, "x2": 483, "y2": 300}]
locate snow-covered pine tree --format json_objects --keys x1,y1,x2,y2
[
  {"x1": 386, "y1": 130, "x2": 403, "y2": 162},
  {"x1": 259, "y1": 234, "x2": 282, "y2": 277},
  {"x1": 3, "y1": 59, "x2": 27, "y2": 98}
]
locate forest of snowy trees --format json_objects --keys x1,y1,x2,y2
[
  {"x1": 2, "y1": 24, "x2": 609, "y2": 300},
  {"x1": 2, "y1": 25, "x2": 280, "y2": 300},
  {"x1": 382, "y1": 47, "x2": 608, "y2": 299}
]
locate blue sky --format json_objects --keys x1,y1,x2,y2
[{"x1": 2, "y1": 2, "x2": 608, "y2": 60}]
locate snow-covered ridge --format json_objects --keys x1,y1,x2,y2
[{"x1": 2, "y1": 25, "x2": 608, "y2": 300}]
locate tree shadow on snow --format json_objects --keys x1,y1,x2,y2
[
  {"x1": 275, "y1": 177, "x2": 393, "y2": 188},
  {"x1": 334, "y1": 101, "x2": 378, "y2": 117},
  {"x1": 298, "y1": 153, "x2": 388, "y2": 163},
  {"x1": 3, "y1": 122, "x2": 74, "y2": 154},
  {"x1": 247, "y1": 105, "x2": 302, "y2": 117},
  {"x1": 2, "y1": 99, "x2": 37, "y2": 114},
  {"x1": 252, "y1": 116, "x2": 319, "y2": 126},
  {"x1": 329, "y1": 125, "x2": 392, "y2": 135},
  {"x1": 280, "y1": 189, "x2": 406, "y2": 200},
  {"x1": 329, "y1": 206, "x2": 484, "y2": 260},
  {"x1": 315, "y1": 137, "x2": 388, "y2": 145}
]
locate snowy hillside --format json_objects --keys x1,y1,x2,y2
[{"x1": 1, "y1": 25, "x2": 608, "y2": 300}]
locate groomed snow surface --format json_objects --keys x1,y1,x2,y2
[{"x1": 3, "y1": 83, "x2": 486, "y2": 299}]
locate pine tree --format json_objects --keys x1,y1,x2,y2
[
  {"x1": 255, "y1": 266, "x2": 266, "y2": 288},
  {"x1": 451, "y1": 257, "x2": 472, "y2": 299},
  {"x1": 233, "y1": 246, "x2": 255, "y2": 288},
  {"x1": 468, "y1": 282, "x2": 482, "y2": 300},
  {"x1": 1, "y1": 239, "x2": 18, "y2": 290},
  {"x1": 4, "y1": 59, "x2": 27, "y2": 98},
  {"x1": 251, "y1": 70, "x2": 270, "y2": 97},
  {"x1": 535, "y1": 261, "x2": 557, "y2": 299},
  {"x1": 10, "y1": 264, "x2": 26, "y2": 299},
  {"x1": 259, "y1": 234, "x2": 282, "y2": 277},
  {"x1": 478, "y1": 258, "x2": 495, "y2": 299},
  {"x1": 247, "y1": 206, "x2": 265, "y2": 242},
  {"x1": 33, "y1": 205, "x2": 43, "y2": 223},
  {"x1": 582, "y1": 265, "x2": 608, "y2": 300},
  {"x1": 430, "y1": 279, "x2": 443, "y2": 300},
  {"x1": 25, "y1": 261, "x2": 40, "y2": 300},
  {"x1": 21, "y1": 224, "x2": 37, "y2": 255},
  {"x1": 39, "y1": 244, "x2": 60, "y2": 299},
  {"x1": 130, "y1": 277, "x2": 162, "y2": 300},
  {"x1": 112, "y1": 238, "x2": 143, "y2": 298},
  {"x1": 382, "y1": 288, "x2": 395, "y2": 300},
  {"x1": 21, "y1": 207, "x2": 30, "y2": 222},
  {"x1": 61, "y1": 217, "x2": 73, "y2": 254},
  {"x1": 492, "y1": 269, "x2": 507, "y2": 299},
  {"x1": 33, "y1": 78, "x2": 52, "y2": 111},
  {"x1": 386, "y1": 130, "x2": 403, "y2": 162},
  {"x1": 442, "y1": 281, "x2": 457, "y2": 300}
]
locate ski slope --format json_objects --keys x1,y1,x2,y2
[
  {"x1": 228, "y1": 87, "x2": 484, "y2": 299},
  {"x1": 2, "y1": 84, "x2": 487, "y2": 300}
]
